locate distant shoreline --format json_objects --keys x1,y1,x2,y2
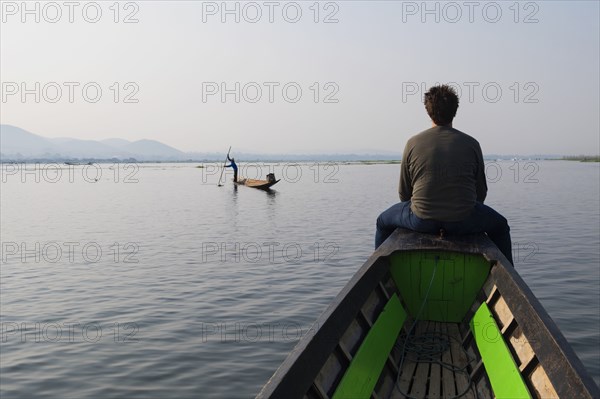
[
  {"x1": 557, "y1": 156, "x2": 600, "y2": 162},
  {"x1": 2, "y1": 157, "x2": 599, "y2": 165}
]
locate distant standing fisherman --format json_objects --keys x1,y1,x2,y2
[{"x1": 225, "y1": 155, "x2": 238, "y2": 182}]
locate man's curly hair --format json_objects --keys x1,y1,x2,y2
[{"x1": 424, "y1": 85, "x2": 459, "y2": 126}]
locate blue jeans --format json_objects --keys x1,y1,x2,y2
[{"x1": 375, "y1": 201, "x2": 513, "y2": 265}]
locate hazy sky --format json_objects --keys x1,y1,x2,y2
[{"x1": 1, "y1": 1, "x2": 599, "y2": 155}]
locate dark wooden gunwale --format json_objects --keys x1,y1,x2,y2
[
  {"x1": 256, "y1": 256, "x2": 391, "y2": 398},
  {"x1": 484, "y1": 257, "x2": 599, "y2": 398},
  {"x1": 256, "y1": 229, "x2": 599, "y2": 398}
]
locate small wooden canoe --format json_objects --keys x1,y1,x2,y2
[
  {"x1": 257, "y1": 229, "x2": 599, "y2": 399},
  {"x1": 235, "y1": 177, "x2": 280, "y2": 190}
]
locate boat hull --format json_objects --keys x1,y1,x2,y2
[
  {"x1": 257, "y1": 229, "x2": 599, "y2": 399},
  {"x1": 235, "y1": 178, "x2": 280, "y2": 190}
]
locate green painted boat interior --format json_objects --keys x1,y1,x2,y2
[
  {"x1": 470, "y1": 302, "x2": 531, "y2": 398},
  {"x1": 390, "y1": 251, "x2": 491, "y2": 322},
  {"x1": 332, "y1": 294, "x2": 407, "y2": 399},
  {"x1": 330, "y1": 251, "x2": 537, "y2": 398}
]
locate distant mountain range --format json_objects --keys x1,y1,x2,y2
[
  {"x1": 0, "y1": 124, "x2": 406, "y2": 162},
  {"x1": 0, "y1": 125, "x2": 188, "y2": 161},
  {"x1": 0, "y1": 124, "x2": 564, "y2": 162}
]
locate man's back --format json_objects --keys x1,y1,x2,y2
[
  {"x1": 376, "y1": 84, "x2": 511, "y2": 263},
  {"x1": 400, "y1": 126, "x2": 487, "y2": 222}
]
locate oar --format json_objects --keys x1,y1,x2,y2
[{"x1": 217, "y1": 146, "x2": 231, "y2": 187}]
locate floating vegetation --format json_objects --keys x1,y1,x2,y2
[
  {"x1": 561, "y1": 156, "x2": 600, "y2": 162},
  {"x1": 357, "y1": 160, "x2": 401, "y2": 165}
]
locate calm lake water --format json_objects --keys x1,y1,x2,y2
[{"x1": 1, "y1": 160, "x2": 599, "y2": 398}]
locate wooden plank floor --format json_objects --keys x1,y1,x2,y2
[{"x1": 383, "y1": 321, "x2": 480, "y2": 399}]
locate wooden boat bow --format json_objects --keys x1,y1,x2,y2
[{"x1": 257, "y1": 229, "x2": 599, "y2": 399}]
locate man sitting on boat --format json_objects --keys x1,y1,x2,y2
[
  {"x1": 225, "y1": 155, "x2": 238, "y2": 182},
  {"x1": 375, "y1": 84, "x2": 513, "y2": 264}
]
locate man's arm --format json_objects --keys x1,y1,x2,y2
[
  {"x1": 399, "y1": 141, "x2": 413, "y2": 201},
  {"x1": 474, "y1": 142, "x2": 487, "y2": 202}
]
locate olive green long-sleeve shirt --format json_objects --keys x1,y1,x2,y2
[{"x1": 399, "y1": 126, "x2": 487, "y2": 222}]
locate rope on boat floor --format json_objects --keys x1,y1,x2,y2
[
  {"x1": 387, "y1": 256, "x2": 479, "y2": 399},
  {"x1": 394, "y1": 331, "x2": 479, "y2": 399}
]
